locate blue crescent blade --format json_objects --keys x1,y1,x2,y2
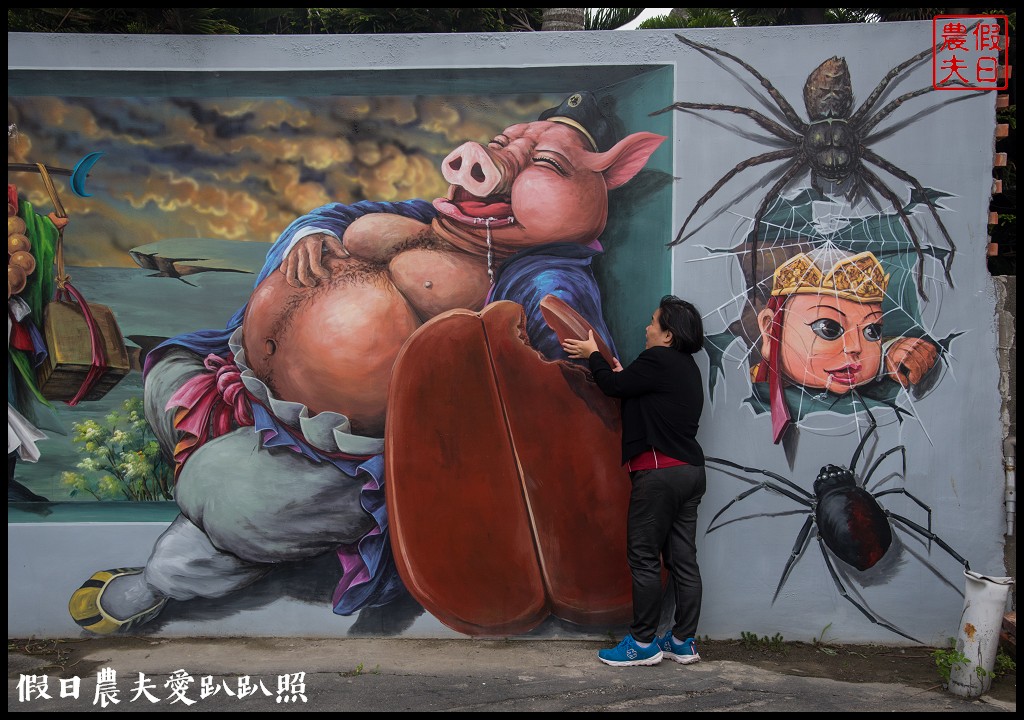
[{"x1": 70, "y1": 152, "x2": 104, "y2": 197}]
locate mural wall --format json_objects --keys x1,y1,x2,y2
[{"x1": 8, "y1": 21, "x2": 1006, "y2": 644}]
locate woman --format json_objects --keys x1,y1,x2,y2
[{"x1": 563, "y1": 295, "x2": 706, "y2": 667}]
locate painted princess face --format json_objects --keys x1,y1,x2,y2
[{"x1": 761, "y1": 293, "x2": 884, "y2": 394}]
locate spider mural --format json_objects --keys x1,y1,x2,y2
[
  {"x1": 705, "y1": 405, "x2": 970, "y2": 642},
  {"x1": 652, "y1": 30, "x2": 980, "y2": 301}
]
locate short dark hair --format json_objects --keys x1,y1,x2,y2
[{"x1": 658, "y1": 295, "x2": 704, "y2": 354}]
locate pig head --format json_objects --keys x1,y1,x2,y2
[{"x1": 431, "y1": 120, "x2": 665, "y2": 253}]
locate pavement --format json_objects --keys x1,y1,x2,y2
[{"x1": 7, "y1": 637, "x2": 1017, "y2": 712}]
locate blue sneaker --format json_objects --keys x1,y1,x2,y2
[
  {"x1": 598, "y1": 635, "x2": 663, "y2": 666},
  {"x1": 658, "y1": 632, "x2": 701, "y2": 665}
]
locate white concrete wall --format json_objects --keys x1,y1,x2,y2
[{"x1": 8, "y1": 22, "x2": 1006, "y2": 644}]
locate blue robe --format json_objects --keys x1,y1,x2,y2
[
  {"x1": 146, "y1": 200, "x2": 617, "y2": 615},
  {"x1": 488, "y1": 241, "x2": 618, "y2": 363}
]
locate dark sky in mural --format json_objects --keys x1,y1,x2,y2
[{"x1": 8, "y1": 94, "x2": 560, "y2": 267}]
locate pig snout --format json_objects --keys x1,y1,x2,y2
[{"x1": 440, "y1": 142, "x2": 511, "y2": 198}]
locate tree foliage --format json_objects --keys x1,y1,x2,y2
[
  {"x1": 584, "y1": 8, "x2": 644, "y2": 31},
  {"x1": 8, "y1": 8, "x2": 243, "y2": 34},
  {"x1": 7, "y1": 8, "x2": 544, "y2": 34}
]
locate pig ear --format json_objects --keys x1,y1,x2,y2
[{"x1": 584, "y1": 132, "x2": 666, "y2": 190}]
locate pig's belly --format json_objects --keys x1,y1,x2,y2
[
  {"x1": 242, "y1": 260, "x2": 423, "y2": 438},
  {"x1": 389, "y1": 247, "x2": 491, "y2": 320}
]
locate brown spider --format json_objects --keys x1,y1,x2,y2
[{"x1": 652, "y1": 30, "x2": 981, "y2": 301}]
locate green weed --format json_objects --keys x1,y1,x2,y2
[
  {"x1": 931, "y1": 638, "x2": 996, "y2": 685},
  {"x1": 740, "y1": 631, "x2": 786, "y2": 654},
  {"x1": 994, "y1": 650, "x2": 1015, "y2": 678},
  {"x1": 342, "y1": 662, "x2": 365, "y2": 677},
  {"x1": 812, "y1": 623, "x2": 839, "y2": 655}
]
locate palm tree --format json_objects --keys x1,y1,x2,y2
[{"x1": 542, "y1": 8, "x2": 585, "y2": 31}]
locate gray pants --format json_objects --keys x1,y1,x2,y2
[{"x1": 141, "y1": 348, "x2": 376, "y2": 600}]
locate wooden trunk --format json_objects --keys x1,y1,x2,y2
[{"x1": 36, "y1": 299, "x2": 130, "y2": 402}]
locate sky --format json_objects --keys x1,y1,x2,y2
[
  {"x1": 8, "y1": 12, "x2": 677, "y2": 268},
  {"x1": 613, "y1": 8, "x2": 674, "y2": 29},
  {"x1": 8, "y1": 94, "x2": 561, "y2": 267}
]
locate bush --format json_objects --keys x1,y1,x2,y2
[{"x1": 61, "y1": 397, "x2": 174, "y2": 501}]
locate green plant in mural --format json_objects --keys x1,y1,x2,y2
[{"x1": 61, "y1": 397, "x2": 174, "y2": 501}]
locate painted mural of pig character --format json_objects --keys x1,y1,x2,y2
[{"x1": 68, "y1": 92, "x2": 666, "y2": 635}]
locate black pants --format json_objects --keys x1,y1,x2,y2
[{"x1": 626, "y1": 463, "x2": 706, "y2": 644}]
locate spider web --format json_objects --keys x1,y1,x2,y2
[{"x1": 695, "y1": 186, "x2": 962, "y2": 441}]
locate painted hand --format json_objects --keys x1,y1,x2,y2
[
  {"x1": 47, "y1": 212, "x2": 70, "y2": 231},
  {"x1": 281, "y1": 233, "x2": 349, "y2": 288},
  {"x1": 884, "y1": 337, "x2": 938, "y2": 388}
]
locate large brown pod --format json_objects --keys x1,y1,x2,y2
[
  {"x1": 540, "y1": 294, "x2": 617, "y2": 366},
  {"x1": 385, "y1": 300, "x2": 633, "y2": 636}
]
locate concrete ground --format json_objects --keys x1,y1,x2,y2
[{"x1": 8, "y1": 636, "x2": 1016, "y2": 712}]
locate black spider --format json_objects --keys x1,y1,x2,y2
[
  {"x1": 652, "y1": 30, "x2": 979, "y2": 301},
  {"x1": 705, "y1": 406, "x2": 969, "y2": 643}
]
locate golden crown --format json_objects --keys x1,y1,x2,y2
[{"x1": 770, "y1": 250, "x2": 889, "y2": 303}]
